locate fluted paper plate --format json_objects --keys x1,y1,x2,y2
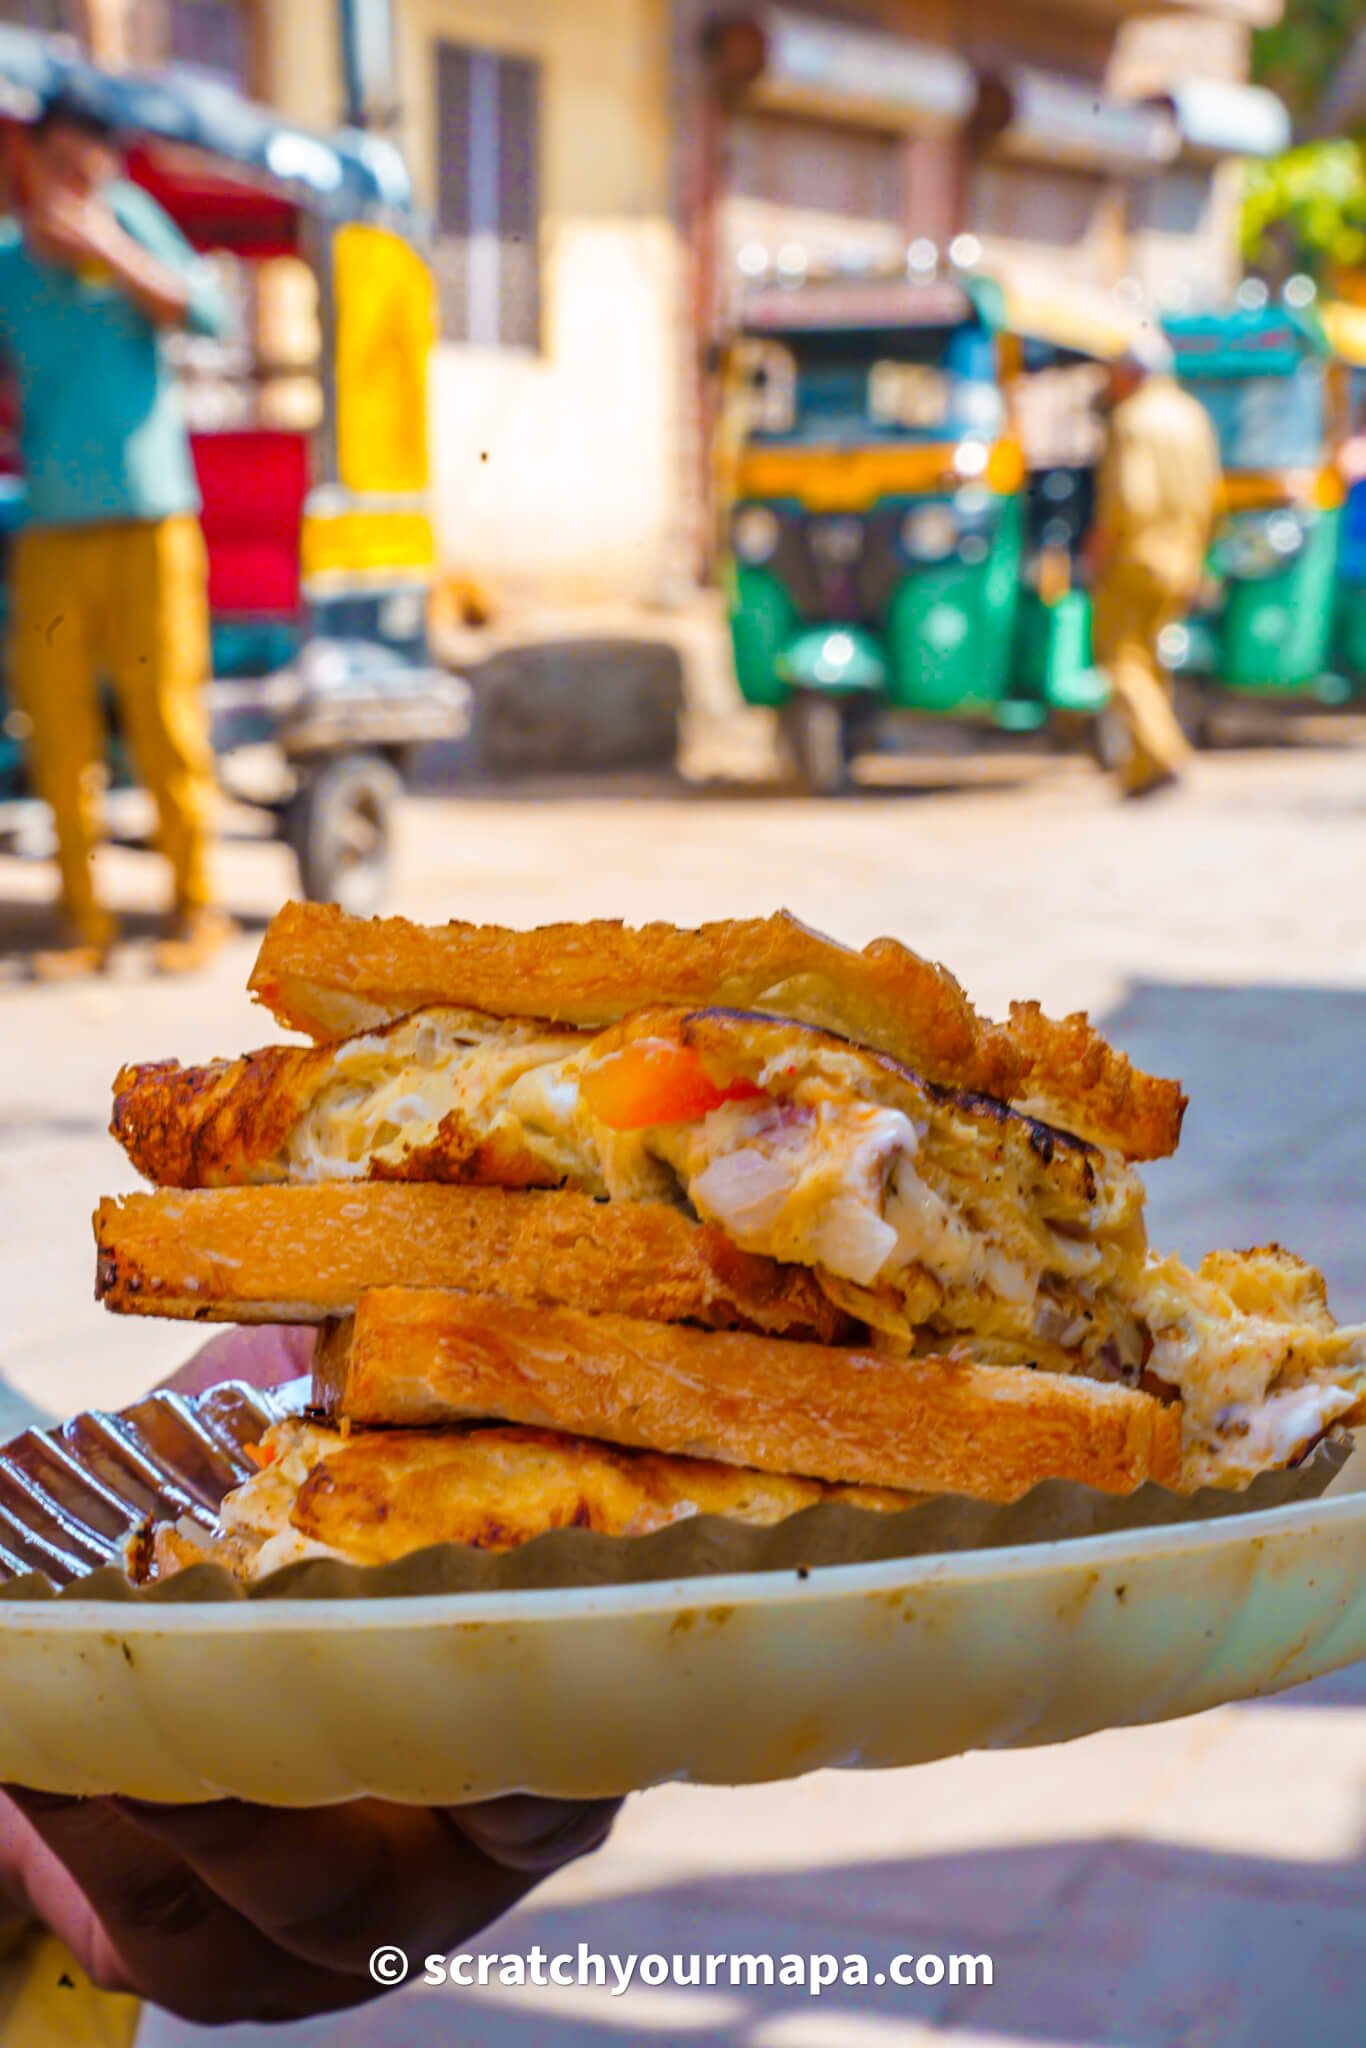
[{"x1": 0, "y1": 1376, "x2": 1359, "y2": 1803}]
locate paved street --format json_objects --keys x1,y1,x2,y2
[{"x1": 2, "y1": 733, "x2": 1365, "y2": 2045}]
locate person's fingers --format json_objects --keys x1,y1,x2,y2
[
  {"x1": 112, "y1": 1796, "x2": 538, "y2": 1976},
  {"x1": 160, "y1": 1321, "x2": 315, "y2": 1397},
  {"x1": 0, "y1": 1792, "x2": 105, "y2": 1978},
  {"x1": 2, "y1": 1790, "x2": 370, "y2": 2024},
  {"x1": 448, "y1": 1794, "x2": 623, "y2": 1873}
]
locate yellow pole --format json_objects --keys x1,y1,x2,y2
[{"x1": 74, "y1": 0, "x2": 136, "y2": 69}]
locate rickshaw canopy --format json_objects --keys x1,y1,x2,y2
[
  {"x1": 0, "y1": 25, "x2": 413, "y2": 225},
  {"x1": 1165, "y1": 302, "x2": 1330, "y2": 381},
  {"x1": 738, "y1": 269, "x2": 1006, "y2": 341}
]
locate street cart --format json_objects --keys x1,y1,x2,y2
[
  {"x1": 717, "y1": 262, "x2": 1116, "y2": 792},
  {"x1": 0, "y1": 30, "x2": 467, "y2": 912}
]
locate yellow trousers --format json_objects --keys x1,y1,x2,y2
[
  {"x1": 0, "y1": 1925, "x2": 139, "y2": 2047},
  {"x1": 11, "y1": 515, "x2": 217, "y2": 944},
  {"x1": 1091, "y1": 564, "x2": 1193, "y2": 795}
]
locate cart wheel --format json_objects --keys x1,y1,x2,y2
[
  {"x1": 1088, "y1": 702, "x2": 1133, "y2": 776},
  {"x1": 1173, "y1": 677, "x2": 1217, "y2": 749},
  {"x1": 778, "y1": 694, "x2": 850, "y2": 795},
  {"x1": 1046, "y1": 709, "x2": 1091, "y2": 753},
  {"x1": 285, "y1": 752, "x2": 402, "y2": 914}
]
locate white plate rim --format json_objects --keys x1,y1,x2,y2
[{"x1": 4, "y1": 1486, "x2": 1362, "y2": 1637}]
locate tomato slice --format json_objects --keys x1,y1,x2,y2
[{"x1": 581, "y1": 1040, "x2": 765, "y2": 1131}]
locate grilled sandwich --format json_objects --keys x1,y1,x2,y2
[{"x1": 100, "y1": 905, "x2": 1366, "y2": 1579}]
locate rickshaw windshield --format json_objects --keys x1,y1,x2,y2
[
  {"x1": 740, "y1": 322, "x2": 1004, "y2": 448},
  {"x1": 1186, "y1": 362, "x2": 1326, "y2": 472}
]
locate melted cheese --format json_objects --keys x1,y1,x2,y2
[
  {"x1": 665, "y1": 1099, "x2": 915, "y2": 1287},
  {"x1": 273, "y1": 1010, "x2": 1145, "y2": 1371},
  {"x1": 283, "y1": 1012, "x2": 672, "y2": 1202},
  {"x1": 1132, "y1": 1251, "x2": 1366, "y2": 1484},
  {"x1": 242, "y1": 1010, "x2": 1366, "y2": 1488}
]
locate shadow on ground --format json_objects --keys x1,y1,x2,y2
[
  {"x1": 0, "y1": 895, "x2": 273, "y2": 973},
  {"x1": 407, "y1": 753, "x2": 1057, "y2": 806},
  {"x1": 207, "y1": 1827, "x2": 1366, "y2": 2048},
  {"x1": 1096, "y1": 980, "x2": 1366, "y2": 1320}
]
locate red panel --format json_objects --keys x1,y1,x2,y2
[
  {"x1": 192, "y1": 431, "x2": 309, "y2": 618},
  {"x1": 203, "y1": 537, "x2": 300, "y2": 615},
  {"x1": 127, "y1": 144, "x2": 301, "y2": 258}
]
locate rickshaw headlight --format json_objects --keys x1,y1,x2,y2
[
  {"x1": 1219, "y1": 509, "x2": 1307, "y2": 579},
  {"x1": 1267, "y1": 509, "x2": 1308, "y2": 560},
  {"x1": 732, "y1": 504, "x2": 781, "y2": 564},
  {"x1": 900, "y1": 503, "x2": 959, "y2": 562}
]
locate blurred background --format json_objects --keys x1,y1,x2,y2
[{"x1": 0, "y1": 2, "x2": 1365, "y2": 2045}]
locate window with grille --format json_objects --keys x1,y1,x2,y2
[
  {"x1": 0, "y1": 1, "x2": 70, "y2": 31},
  {"x1": 167, "y1": 0, "x2": 253, "y2": 89},
  {"x1": 434, "y1": 39, "x2": 540, "y2": 350}
]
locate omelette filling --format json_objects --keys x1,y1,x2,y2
[
  {"x1": 136, "y1": 1417, "x2": 912, "y2": 1583},
  {"x1": 285, "y1": 1010, "x2": 669, "y2": 1200},
  {"x1": 1135, "y1": 1250, "x2": 1366, "y2": 1488},
  {"x1": 280, "y1": 1008, "x2": 1148, "y2": 1372},
  {"x1": 251, "y1": 1009, "x2": 1366, "y2": 1482}
]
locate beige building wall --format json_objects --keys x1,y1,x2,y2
[{"x1": 260, "y1": 0, "x2": 681, "y2": 608}]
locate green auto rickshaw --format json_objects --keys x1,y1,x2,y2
[
  {"x1": 1165, "y1": 297, "x2": 1362, "y2": 725},
  {"x1": 719, "y1": 266, "x2": 1116, "y2": 792}
]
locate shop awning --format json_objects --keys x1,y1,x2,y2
[
  {"x1": 710, "y1": 6, "x2": 976, "y2": 134},
  {"x1": 982, "y1": 68, "x2": 1179, "y2": 176},
  {"x1": 1156, "y1": 79, "x2": 1291, "y2": 160}
]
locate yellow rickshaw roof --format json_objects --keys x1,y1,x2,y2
[{"x1": 1000, "y1": 281, "x2": 1145, "y2": 363}]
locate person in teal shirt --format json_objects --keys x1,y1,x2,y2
[{"x1": 0, "y1": 84, "x2": 235, "y2": 974}]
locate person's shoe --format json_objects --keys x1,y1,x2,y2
[
  {"x1": 154, "y1": 906, "x2": 239, "y2": 976},
  {"x1": 29, "y1": 913, "x2": 118, "y2": 982},
  {"x1": 1121, "y1": 763, "x2": 1182, "y2": 802}
]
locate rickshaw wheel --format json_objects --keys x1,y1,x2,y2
[
  {"x1": 1173, "y1": 677, "x2": 1217, "y2": 750},
  {"x1": 1088, "y1": 702, "x2": 1132, "y2": 776},
  {"x1": 285, "y1": 751, "x2": 402, "y2": 915},
  {"x1": 778, "y1": 694, "x2": 851, "y2": 796}
]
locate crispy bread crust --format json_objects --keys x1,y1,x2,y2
[
  {"x1": 93, "y1": 1184, "x2": 851, "y2": 1342},
  {"x1": 1005, "y1": 1002, "x2": 1186, "y2": 1163},
  {"x1": 113, "y1": 1045, "x2": 338, "y2": 1190},
  {"x1": 248, "y1": 902, "x2": 1021, "y2": 1097},
  {"x1": 324, "y1": 1289, "x2": 1183, "y2": 1501},
  {"x1": 110, "y1": 1032, "x2": 568, "y2": 1192},
  {"x1": 246, "y1": 903, "x2": 1183, "y2": 1157}
]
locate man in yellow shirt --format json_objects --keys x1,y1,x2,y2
[{"x1": 1089, "y1": 334, "x2": 1222, "y2": 798}]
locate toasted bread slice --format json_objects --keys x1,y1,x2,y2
[
  {"x1": 1005, "y1": 1002, "x2": 1186, "y2": 1167},
  {"x1": 246, "y1": 903, "x2": 1183, "y2": 1158},
  {"x1": 93, "y1": 1184, "x2": 849, "y2": 1342},
  {"x1": 248, "y1": 900, "x2": 1013, "y2": 1089},
  {"x1": 139, "y1": 1418, "x2": 916, "y2": 1581},
  {"x1": 318, "y1": 1289, "x2": 1183, "y2": 1501},
  {"x1": 111, "y1": 1007, "x2": 588, "y2": 1191}
]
